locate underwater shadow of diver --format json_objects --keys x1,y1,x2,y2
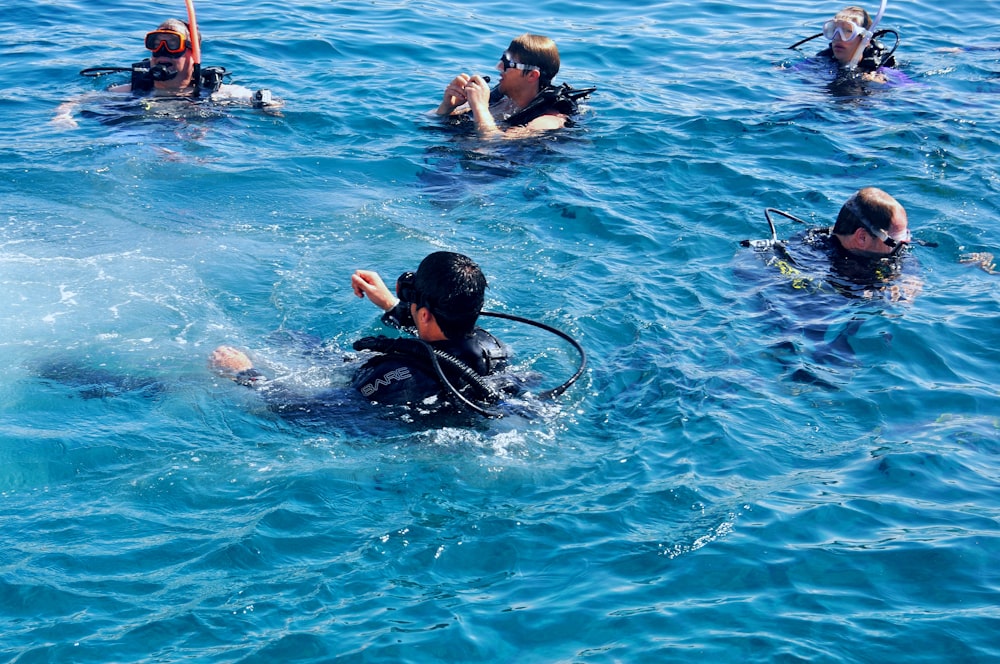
[
  {"x1": 78, "y1": 94, "x2": 233, "y2": 128},
  {"x1": 414, "y1": 123, "x2": 589, "y2": 209},
  {"x1": 766, "y1": 317, "x2": 864, "y2": 391},
  {"x1": 28, "y1": 356, "x2": 167, "y2": 400}
]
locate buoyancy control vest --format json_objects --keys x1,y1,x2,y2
[
  {"x1": 129, "y1": 58, "x2": 228, "y2": 94},
  {"x1": 489, "y1": 82, "x2": 596, "y2": 127}
]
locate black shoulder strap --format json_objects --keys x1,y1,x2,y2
[
  {"x1": 127, "y1": 60, "x2": 229, "y2": 95},
  {"x1": 130, "y1": 59, "x2": 154, "y2": 92},
  {"x1": 504, "y1": 83, "x2": 595, "y2": 127}
]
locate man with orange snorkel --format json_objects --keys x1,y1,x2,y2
[
  {"x1": 108, "y1": 16, "x2": 277, "y2": 103},
  {"x1": 109, "y1": 19, "x2": 204, "y2": 95},
  {"x1": 53, "y1": 2, "x2": 278, "y2": 128}
]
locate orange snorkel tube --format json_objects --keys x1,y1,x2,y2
[{"x1": 184, "y1": 0, "x2": 202, "y2": 91}]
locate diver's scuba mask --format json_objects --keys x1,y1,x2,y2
[
  {"x1": 145, "y1": 30, "x2": 190, "y2": 56},
  {"x1": 395, "y1": 271, "x2": 421, "y2": 307}
]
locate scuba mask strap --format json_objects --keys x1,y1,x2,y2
[{"x1": 844, "y1": 195, "x2": 890, "y2": 244}]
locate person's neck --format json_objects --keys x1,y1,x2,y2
[
  {"x1": 154, "y1": 80, "x2": 196, "y2": 95},
  {"x1": 418, "y1": 329, "x2": 448, "y2": 343},
  {"x1": 833, "y1": 232, "x2": 863, "y2": 254},
  {"x1": 506, "y1": 84, "x2": 542, "y2": 110},
  {"x1": 415, "y1": 309, "x2": 448, "y2": 342}
]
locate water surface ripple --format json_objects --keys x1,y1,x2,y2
[{"x1": 2, "y1": 0, "x2": 998, "y2": 661}]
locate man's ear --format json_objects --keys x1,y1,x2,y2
[{"x1": 415, "y1": 306, "x2": 434, "y2": 326}]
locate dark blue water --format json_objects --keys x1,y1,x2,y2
[{"x1": 2, "y1": 0, "x2": 999, "y2": 661}]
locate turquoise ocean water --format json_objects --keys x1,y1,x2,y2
[{"x1": 2, "y1": 0, "x2": 999, "y2": 660}]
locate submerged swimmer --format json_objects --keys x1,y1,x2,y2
[
  {"x1": 743, "y1": 187, "x2": 922, "y2": 302},
  {"x1": 737, "y1": 188, "x2": 923, "y2": 386},
  {"x1": 53, "y1": 17, "x2": 280, "y2": 128},
  {"x1": 434, "y1": 33, "x2": 594, "y2": 139}
]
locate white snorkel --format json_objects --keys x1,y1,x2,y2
[{"x1": 846, "y1": 0, "x2": 888, "y2": 70}]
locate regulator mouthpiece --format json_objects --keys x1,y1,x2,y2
[{"x1": 149, "y1": 63, "x2": 180, "y2": 81}]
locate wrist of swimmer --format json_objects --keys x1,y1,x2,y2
[
  {"x1": 235, "y1": 368, "x2": 265, "y2": 386},
  {"x1": 474, "y1": 115, "x2": 498, "y2": 131}
]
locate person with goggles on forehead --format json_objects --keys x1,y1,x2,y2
[
  {"x1": 434, "y1": 33, "x2": 593, "y2": 138},
  {"x1": 813, "y1": 187, "x2": 919, "y2": 301},
  {"x1": 211, "y1": 252, "x2": 513, "y2": 415},
  {"x1": 814, "y1": 6, "x2": 898, "y2": 79}
]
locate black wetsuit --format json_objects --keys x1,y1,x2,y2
[
  {"x1": 351, "y1": 329, "x2": 509, "y2": 406},
  {"x1": 772, "y1": 227, "x2": 914, "y2": 300},
  {"x1": 438, "y1": 82, "x2": 595, "y2": 131},
  {"x1": 350, "y1": 302, "x2": 511, "y2": 409},
  {"x1": 497, "y1": 83, "x2": 596, "y2": 128},
  {"x1": 816, "y1": 41, "x2": 897, "y2": 73}
]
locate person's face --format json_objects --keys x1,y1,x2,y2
[
  {"x1": 495, "y1": 49, "x2": 539, "y2": 95},
  {"x1": 860, "y1": 209, "x2": 911, "y2": 257},
  {"x1": 152, "y1": 50, "x2": 195, "y2": 89},
  {"x1": 146, "y1": 30, "x2": 196, "y2": 89},
  {"x1": 826, "y1": 16, "x2": 867, "y2": 65}
]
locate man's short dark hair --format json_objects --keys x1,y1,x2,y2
[
  {"x1": 833, "y1": 187, "x2": 898, "y2": 236},
  {"x1": 414, "y1": 251, "x2": 486, "y2": 339},
  {"x1": 507, "y1": 34, "x2": 560, "y2": 88}
]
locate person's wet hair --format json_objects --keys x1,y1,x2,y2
[
  {"x1": 156, "y1": 19, "x2": 201, "y2": 45},
  {"x1": 834, "y1": 6, "x2": 872, "y2": 30},
  {"x1": 507, "y1": 34, "x2": 560, "y2": 88},
  {"x1": 414, "y1": 251, "x2": 487, "y2": 339},
  {"x1": 833, "y1": 187, "x2": 898, "y2": 236}
]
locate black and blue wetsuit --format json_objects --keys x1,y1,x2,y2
[
  {"x1": 229, "y1": 303, "x2": 511, "y2": 417},
  {"x1": 350, "y1": 302, "x2": 511, "y2": 410}
]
